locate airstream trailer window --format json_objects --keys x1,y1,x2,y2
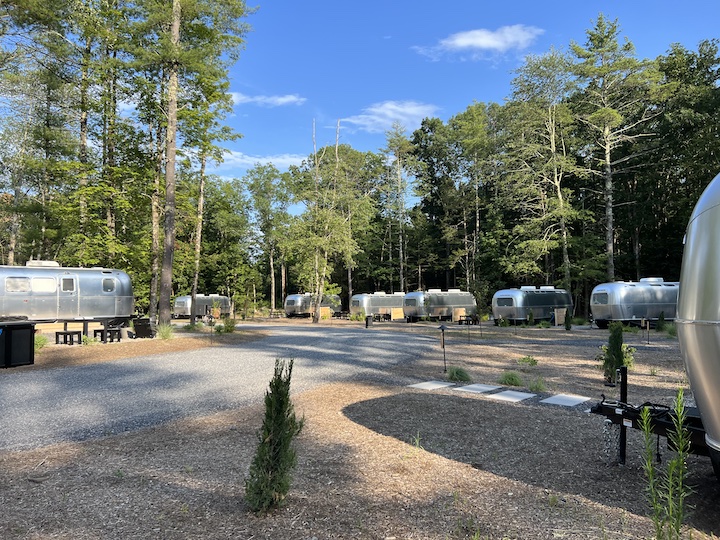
[
  {"x1": 102, "y1": 278, "x2": 115, "y2": 292},
  {"x1": 592, "y1": 293, "x2": 609, "y2": 305},
  {"x1": 405, "y1": 299, "x2": 417, "y2": 306},
  {"x1": 6, "y1": 277, "x2": 30, "y2": 292},
  {"x1": 497, "y1": 297, "x2": 514, "y2": 307},
  {"x1": 351, "y1": 300, "x2": 360, "y2": 307},
  {"x1": 286, "y1": 300, "x2": 296, "y2": 306},
  {"x1": 31, "y1": 277, "x2": 56, "y2": 293},
  {"x1": 61, "y1": 277, "x2": 75, "y2": 292}
]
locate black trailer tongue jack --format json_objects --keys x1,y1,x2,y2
[{"x1": 590, "y1": 366, "x2": 710, "y2": 464}]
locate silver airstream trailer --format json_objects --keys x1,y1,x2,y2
[
  {"x1": 403, "y1": 289, "x2": 477, "y2": 323},
  {"x1": 0, "y1": 261, "x2": 134, "y2": 322},
  {"x1": 349, "y1": 292, "x2": 405, "y2": 320},
  {"x1": 590, "y1": 278, "x2": 679, "y2": 329},
  {"x1": 284, "y1": 293, "x2": 342, "y2": 318},
  {"x1": 172, "y1": 294, "x2": 231, "y2": 319},
  {"x1": 491, "y1": 286, "x2": 573, "y2": 325},
  {"x1": 676, "y1": 171, "x2": 720, "y2": 476}
]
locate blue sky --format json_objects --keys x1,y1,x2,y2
[{"x1": 210, "y1": 0, "x2": 720, "y2": 180}]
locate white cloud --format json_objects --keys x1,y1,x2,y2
[
  {"x1": 416, "y1": 24, "x2": 544, "y2": 60},
  {"x1": 342, "y1": 100, "x2": 440, "y2": 134},
  {"x1": 215, "y1": 150, "x2": 307, "y2": 171},
  {"x1": 231, "y1": 92, "x2": 307, "y2": 107}
]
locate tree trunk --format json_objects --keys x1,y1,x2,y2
[
  {"x1": 159, "y1": 0, "x2": 181, "y2": 325},
  {"x1": 79, "y1": 37, "x2": 91, "y2": 234},
  {"x1": 149, "y1": 124, "x2": 163, "y2": 322},
  {"x1": 603, "y1": 137, "x2": 615, "y2": 281},
  {"x1": 269, "y1": 247, "x2": 276, "y2": 311},
  {"x1": 190, "y1": 154, "x2": 207, "y2": 325},
  {"x1": 397, "y1": 158, "x2": 405, "y2": 292}
]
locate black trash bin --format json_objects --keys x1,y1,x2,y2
[
  {"x1": 365, "y1": 315, "x2": 373, "y2": 328},
  {"x1": 0, "y1": 322, "x2": 36, "y2": 367},
  {"x1": 133, "y1": 318, "x2": 156, "y2": 339}
]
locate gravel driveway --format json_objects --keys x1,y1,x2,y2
[{"x1": 0, "y1": 324, "x2": 436, "y2": 451}]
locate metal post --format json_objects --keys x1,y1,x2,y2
[
  {"x1": 438, "y1": 324, "x2": 447, "y2": 373},
  {"x1": 618, "y1": 365, "x2": 628, "y2": 465}
]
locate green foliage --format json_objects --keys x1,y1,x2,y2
[
  {"x1": 446, "y1": 366, "x2": 472, "y2": 383},
  {"x1": 640, "y1": 389, "x2": 692, "y2": 540},
  {"x1": 245, "y1": 359, "x2": 304, "y2": 513},
  {"x1": 598, "y1": 322, "x2": 635, "y2": 382},
  {"x1": 3, "y1": 8, "x2": 719, "y2": 324},
  {"x1": 564, "y1": 314, "x2": 572, "y2": 331},
  {"x1": 156, "y1": 324, "x2": 174, "y2": 340},
  {"x1": 528, "y1": 377, "x2": 546, "y2": 393},
  {"x1": 220, "y1": 317, "x2": 237, "y2": 333},
  {"x1": 622, "y1": 325, "x2": 640, "y2": 334},
  {"x1": 498, "y1": 371, "x2": 523, "y2": 387},
  {"x1": 537, "y1": 320, "x2": 551, "y2": 328},
  {"x1": 655, "y1": 312, "x2": 666, "y2": 332},
  {"x1": 498, "y1": 317, "x2": 509, "y2": 327},
  {"x1": 527, "y1": 309, "x2": 535, "y2": 326},
  {"x1": 518, "y1": 355, "x2": 538, "y2": 366},
  {"x1": 34, "y1": 333, "x2": 49, "y2": 353}
]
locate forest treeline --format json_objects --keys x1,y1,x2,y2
[{"x1": 1, "y1": 4, "x2": 720, "y2": 321}]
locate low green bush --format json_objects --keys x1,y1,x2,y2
[
  {"x1": 447, "y1": 366, "x2": 472, "y2": 383},
  {"x1": 221, "y1": 317, "x2": 237, "y2": 333},
  {"x1": 34, "y1": 333, "x2": 49, "y2": 353},
  {"x1": 156, "y1": 323, "x2": 174, "y2": 340},
  {"x1": 518, "y1": 355, "x2": 538, "y2": 366},
  {"x1": 498, "y1": 371, "x2": 523, "y2": 387},
  {"x1": 529, "y1": 377, "x2": 546, "y2": 393}
]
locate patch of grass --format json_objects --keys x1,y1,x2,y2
[
  {"x1": 411, "y1": 431, "x2": 424, "y2": 451},
  {"x1": 156, "y1": 323, "x2": 174, "y2": 340},
  {"x1": 517, "y1": 355, "x2": 537, "y2": 366},
  {"x1": 498, "y1": 371, "x2": 523, "y2": 387},
  {"x1": 447, "y1": 366, "x2": 472, "y2": 382},
  {"x1": 183, "y1": 322, "x2": 204, "y2": 331},
  {"x1": 537, "y1": 320, "x2": 551, "y2": 328},
  {"x1": 666, "y1": 323, "x2": 677, "y2": 338},
  {"x1": 622, "y1": 324, "x2": 640, "y2": 334},
  {"x1": 528, "y1": 377, "x2": 546, "y2": 392},
  {"x1": 34, "y1": 333, "x2": 49, "y2": 353}
]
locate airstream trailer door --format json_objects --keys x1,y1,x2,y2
[{"x1": 58, "y1": 275, "x2": 79, "y2": 318}]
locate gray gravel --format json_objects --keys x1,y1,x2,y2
[{"x1": 0, "y1": 324, "x2": 436, "y2": 451}]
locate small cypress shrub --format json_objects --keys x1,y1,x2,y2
[
  {"x1": 598, "y1": 321, "x2": 635, "y2": 383},
  {"x1": 245, "y1": 359, "x2": 304, "y2": 513},
  {"x1": 655, "y1": 311, "x2": 666, "y2": 332}
]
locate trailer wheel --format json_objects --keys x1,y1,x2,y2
[
  {"x1": 710, "y1": 448, "x2": 720, "y2": 481},
  {"x1": 595, "y1": 319, "x2": 609, "y2": 329}
]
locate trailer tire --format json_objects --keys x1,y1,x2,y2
[
  {"x1": 710, "y1": 448, "x2": 720, "y2": 481},
  {"x1": 595, "y1": 319, "x2": 609, "y2": 329}
]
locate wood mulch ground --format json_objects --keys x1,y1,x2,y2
[{"x1": 0, "y1": 321, "x2": 718, "y2": 539}]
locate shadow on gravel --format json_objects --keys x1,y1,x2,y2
[{"x1": 342, "y1": 390, "x2": 720, "y2": 536}]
